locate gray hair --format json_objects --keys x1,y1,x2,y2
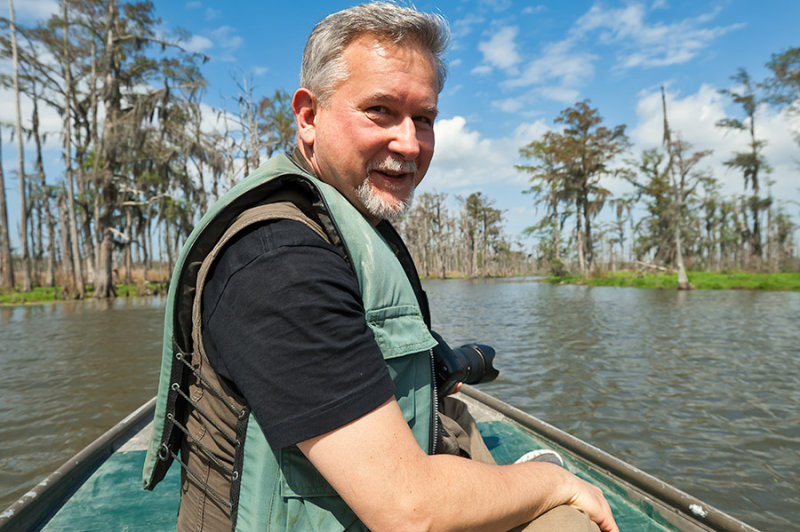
[{"x1": 301, "y1": 2, "x2": 450, "y2": 105}]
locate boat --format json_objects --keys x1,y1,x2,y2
[{"x1": 0, "y1": 385, "x2": 760, "y2": 531}]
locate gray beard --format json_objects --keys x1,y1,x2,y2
[
  {"x1": 355, "y1": 177, "x2": 415, "y2": 221},
  {"x1": 357, "y1": 156, "x2": 417, "y2": 221}
]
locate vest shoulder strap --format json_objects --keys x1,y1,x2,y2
[{"x1": 191, "y1": 200, "x2": 329, "y2": 372}]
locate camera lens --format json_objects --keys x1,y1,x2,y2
[{"x1": 453, "y1": 344, "x2": 499, "y2": 384}]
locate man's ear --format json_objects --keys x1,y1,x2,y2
[{"x1": 293, "y1": 88, "x2": 317, "y2": 146}]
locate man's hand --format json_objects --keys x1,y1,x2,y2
[{"x1": 563, "y1": 474, "x2": 619, "y2": 532}]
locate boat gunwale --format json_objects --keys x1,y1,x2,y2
[
  {"x1": 0, "y1": 396, "x2": 157, "y2": 531},
  {"x1": 460, "y1": 385, "x2": 760, "y2": 532},
  {"x1": 1, "y1": 390, "x2": 763, "y2": 532}
]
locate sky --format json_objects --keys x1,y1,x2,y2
[{"x1": 2, "y1": 0, "x2": 799, "y2": 248}]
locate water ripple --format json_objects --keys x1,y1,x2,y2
[{"x1": 426, "y1": 280, "x2": 800, "y2": 531}]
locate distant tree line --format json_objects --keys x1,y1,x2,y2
[
  {"x1": 0, "y1": 0, "x2": 294, "y2": 297},
  {"x1": 397, "y1": 191, "x2": 533, "y2": 278},
  {"x1": 516, "y1": 50, "x2": 800, "y2": 278},
  {"x1": 0, "y1": 1, "x2": 797, "y2": 297}
]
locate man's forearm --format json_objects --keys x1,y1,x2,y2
[{"x1": 299, "y1": 399, "x2": 617, "y2": 532}]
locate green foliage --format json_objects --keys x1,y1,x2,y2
[
  {"x1": 517, "y1": 100, "x2": 629, "y2": 272},
  {"x1": 0, "y1": 281, "x2": 168, "y2": 304},
  {"x1": 547, "y1": 271, "x2": 800, "y2": 291},
  {"x1": 765, "y1": 47, "x2": 800, "y2": 109}
]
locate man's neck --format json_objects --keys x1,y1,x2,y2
[{"x1": 289, "y1": 146, "x2": 316, "y2": 176}]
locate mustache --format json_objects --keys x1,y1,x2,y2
[{"x1": 367, "y1": 156, "x2": 417, "y2": 175}]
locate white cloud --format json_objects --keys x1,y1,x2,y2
[
  {"x1": 630, "y1": 84, "x2": 800, "y2": 203},
  {"x1": 212, "y1": 26, "x2": 243, "y2": 49},
  {"x1": 507, "y1": 39, "x2": 596, "y2": 90},
  {"x1": 0, "y1": 0, "x2": 57, "y2": 22},
  {"x1": 481, "y1": 0, "x2": 513, "y2": 13},
  {"x1": 484, "y1": 1, "x2": 744, "y2": 112},
  {"x1": 477, "y1": 26, "x2": 522, "y2": 72},
  {"x1": 182, "y1": 35, "x2": 214, "y2": 53},
  {"x1": 535, "y1": 85, "x2": 580, "y2": 104},
  {"x1": 452, "y1": 14, "x2": 486, "y2": 40},
  {"x1": 471, "y1": 64, "x2": 493, "y2": 76},
  {"x1": 493, "y1": 97, "x2": 525, "y2": 113},
  {"x1": 0, "y1": 87, "x2": 63, "y2": 151},
  {"x1": 209, "y1": 26, "x2": 244, "y2": 61},
  {"x1": 205, "y1": 8, "x2": 220, "y2": 20},
  {"x1": 574, "y1": 3, "x2": 744, "y2": 69},
  {"x1": 522, "y1": 6, "x2": 545, "y2": 15},
  {"x1": 424, "y1": 116, "x2": 550, "y2": 191}
]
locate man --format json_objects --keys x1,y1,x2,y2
[{"x1": 144, "y1": 3, "x2": 618, "y2": 531}]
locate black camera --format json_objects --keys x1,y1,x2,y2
[{"x1": 430, "y1": 330, "x2": 499, "y2": 398}]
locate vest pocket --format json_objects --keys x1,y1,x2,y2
[{"x1": 365, "y1": 305, "x2": 436, "y2": 358}]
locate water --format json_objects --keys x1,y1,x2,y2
[
  {"x1": 0, "y1": 297, "x2": 165, "y2": 512},
  {"x1": 1, "y1": 282, "x2": 798, "y2": 530},
  {"x1": 425, "y1": 279, "x2": 800, "y2": 531}
]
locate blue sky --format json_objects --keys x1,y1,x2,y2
[{"x1": 2, "y1": 0, "x2": 799, "y2": 246}]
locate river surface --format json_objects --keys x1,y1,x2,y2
[{"x1": 1, "y1": 281, "x2": 798, "y2": 530}]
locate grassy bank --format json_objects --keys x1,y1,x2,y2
[
  {"x1": 549, "y1": 271, "x2": 800, "y2": 291},
  {"x1": 0, "y1": 282, "x2": 168, "y2": 305}
]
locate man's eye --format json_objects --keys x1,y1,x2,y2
[
  {"x1": 414, "y1": 116, "x2": 433, "y2": 128},
  {"x1": 367, "y1": 106, "x2": 389, "y2": 115}
]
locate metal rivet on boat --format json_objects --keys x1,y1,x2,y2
[
  {"x1": 171, "y1": 382, "x2": 180, "y2": 391},
  {"x1": 232, "y1": 471, "x2": 239, "y2": 481},
  {"x1": 166, "y1": 413, "x2": 173, "y2": 420},
  {"x1": 157, "y1": 444, "x2": 169, "y2": 460},
  {"x1": 238, "y1": 409, "x2": 247, "y2": 419},
  {"x1": 175, "y1": 352, "x2": 182, "y2": 360}
]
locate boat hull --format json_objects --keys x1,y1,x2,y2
[{"x1": 0, "y1": 387, "x2": 759, "y2": 531}]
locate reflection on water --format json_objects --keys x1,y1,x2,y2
[
  {"x1": 425, "y1": 279, "x2": 799, "y2": 531},
  {"x1": 1, "y1": 283, "x2": 798, "y2": 529},
  {"x1": 0, "y1": 297, "x2": 165, "y2": 511}
]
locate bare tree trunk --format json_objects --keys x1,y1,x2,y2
[
  {"x1": 94, "y1": 0, "x2": 120, "y2": 299},
  {"x1": 124, "y1": 208, "x2": 132, "y2": 284},
  {"x1": 0, "y1": 129, "x2": 14, "y2": 290},
  {"x1": 553, "y1": 190, "x2": 561, "y2": 264},
  {"x1": 165, "y1": 220, "x2": 174, "y2": 278},
  {"x1": 673, "y1": 225, "x2": 690, "y2": 289},
  {"x1": 766, "y1": 202, "x2": 776, "y2": 272},
  {"x1": 576, "y1": 199, "x2": 586, "y2": 274},
  {"x1": 9, "y1": 0, "x2": 32, "y2": 292},
  {"x1": 238, "y1": 91, "x2": 251, "y2": 179},
  {"x1": 61, "y1": 1, "x2": 84, "y2": 299},
  {"x1": 582, "y1": 192, "x2": 594, "y2": 272},
  {"x1": 45, "y1": 195, "x2": 56, "y2": 287},
  {"x1": 57, "y1": 189, "x2": 74, "y2": 296},
  {"x1": 31, "y1": 86, "x2": 56, "y2": 287},
  {"x1": 223, "y1": 110, "x2": 237, "y2": 191},
  {"x1": 95, "y1": 227, "x2": 117, "y2": 298}
]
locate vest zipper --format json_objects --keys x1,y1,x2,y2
[{"x1": 428, "y1": 347, "x2": 439, "y2": 454}]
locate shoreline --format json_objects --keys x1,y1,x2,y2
[
  {"x1": 0, "y1": 282, "x2": 169, "y2": 306},
  {"x1": 547, "y1": 271, "x2": 800, "y2": 291},
  {"x1": 3, "y1": 271, "x2": 799, "y2": 306}
]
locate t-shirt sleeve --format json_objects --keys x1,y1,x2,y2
[{"x1": 201, "y1": 218, "x2": 395, "y2": 450}]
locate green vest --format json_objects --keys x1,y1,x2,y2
[{"x1": 143, "y1": 153, "x2": 438, "y2": 530}]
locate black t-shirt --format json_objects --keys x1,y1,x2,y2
[{"x1": 201, "y1": 218, "x2": 396, "y2": 450}]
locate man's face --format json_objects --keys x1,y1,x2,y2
[{"x1": 302, "y1": 36, "x2": 439, "y2": 224}]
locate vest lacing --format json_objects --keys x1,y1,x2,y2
[{"x1": 157, "y1": 350, "x2": 247, "y2": 512}]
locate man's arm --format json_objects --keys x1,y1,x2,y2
[{"x1": 298, "y1": 398, "x2": 618, "y2": 532}]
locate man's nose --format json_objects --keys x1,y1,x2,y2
[{"x1": 388, "y1": 117, "x2": 420, "y2": 160}]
